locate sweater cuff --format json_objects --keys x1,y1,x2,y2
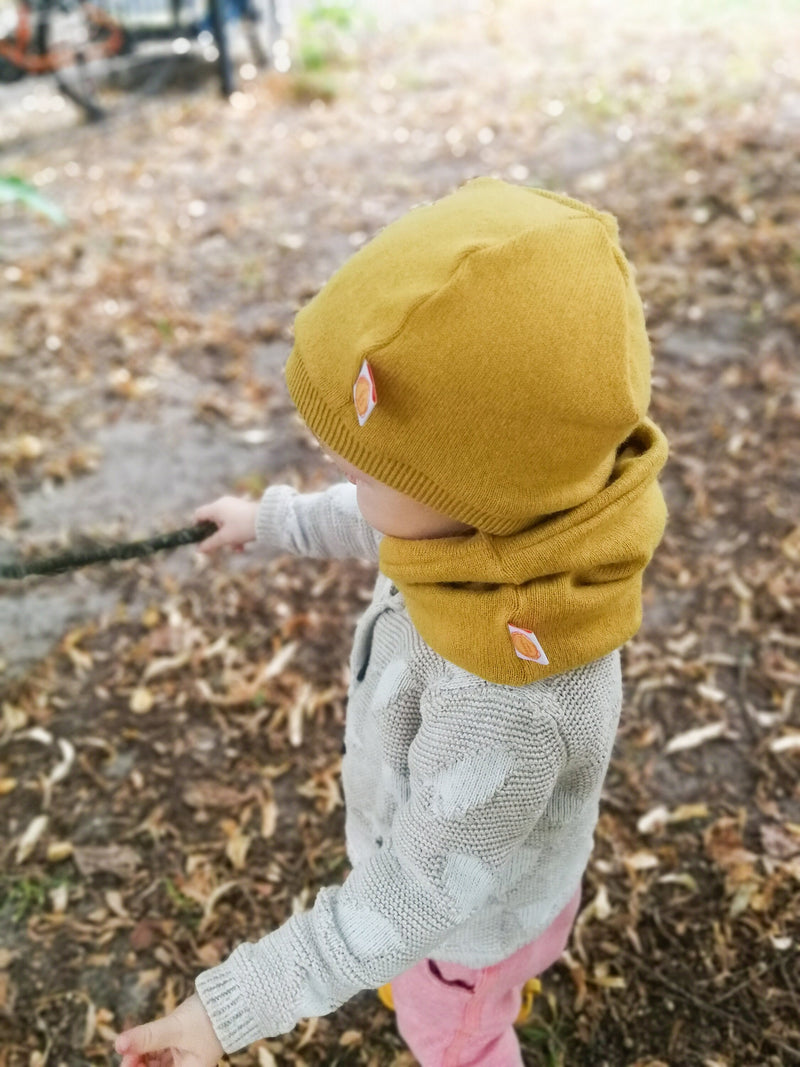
[
  {"x1": 195, "y1": 965, "x2": 261, "y2": 1054},
  {"x1": 194, "y1": 922, "x2": 301, "y2": 1053},
  {"x1": 254, "y1": 485, "x2": 293, "y2": 553}
]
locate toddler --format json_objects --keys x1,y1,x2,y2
[{"x1": 115, "y1": 178, "x2": 668, "y2": 1067}]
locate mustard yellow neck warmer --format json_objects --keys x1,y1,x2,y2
[
  {"x1": 379, "y1": 419, "x2": 667, "y2": 683},
  {"x1": 285, "y1": 178, "x2": 669, "y2": 683}
]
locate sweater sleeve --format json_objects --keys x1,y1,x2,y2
[
  {"x1": 194, "y1": 682, "x2": 566, "y2": 1052},
  {"x1": 255, "y1": 481, "x2": 382, "y2": 562}
]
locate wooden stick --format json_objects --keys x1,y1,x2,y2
[{"x1": 0, "y1": 522, "x2": 218, "y2": 580}]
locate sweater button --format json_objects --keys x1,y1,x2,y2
[{"x1": 389, "y1": 584, "x2": 398, "y2": 595}]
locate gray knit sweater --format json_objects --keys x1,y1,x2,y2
[{"x1": 195, "y1": 482, "x2": 622, "y2": 1052}]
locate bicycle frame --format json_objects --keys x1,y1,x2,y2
[{"x1": 0, "y1": 0, "x2": 125, "y2": 74}]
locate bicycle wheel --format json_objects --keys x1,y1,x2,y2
[{"x1": 39, "y1": 0, "x2": 195, "y2": 118}]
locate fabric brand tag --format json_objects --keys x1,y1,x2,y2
[
  {"x1": 353, "y1": 359, "x2": 377, "y2": 425},
  {"x1": 508, "y1": 623, "x2": 549, "y2": 665}
]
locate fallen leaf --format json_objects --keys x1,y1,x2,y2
[
  {"x1": 46, "y1": 841, "x2": 74, "y2": 863},
  {"x1": 780, "y1": 526, "x2": 800, "y2": 563},
  {"x1": 625, "y1": 850, "x2": 659, "y2": 871},
  {"x1": 182, "y1": 782, "x2": 252, "y2": 810},
  {"x1": 0, "y1": 971, "x2": 12, "y2": 1013},
  {"x1": 130, "y1": 921, "x2": 155, "y2": 950},
  {"x1": 637, "y1": 806, "x2": 669, "y2": 834},
  {"x1": 224, "y1": 827, "x2": 251, "y2": 871},
  {"x1": 195, "y1": 942, "x2": 223, "y2": 967},
  {"x1": 665, "y1": 721, "x2": 730, "y2": 754},
  {"x1": 260, "y1": 795, "x2": 278, "y2": 838},
  {"x1": 50, "y1": 883, "x2": 69, "y2": 914},
  {"x1": 769, "y1": 733, "x2": 800, "y2": 754},
  {"x1": 760, "y1": 823, "x2": 800, "y2": 860},
  {"x1": 45, "y1": 738, "x2": 76, "y2": 788},
  {"x1": 668, "y1": 803, "x2": 710, "y2": 823},
  {"x1": 73, "y1": 844, "x2": 141, "y2": 877},
  {"x1": 704, "y1": 817, "x2": 759, "y2": 892},
  {"x1": 104, "y1": 889, "x2": 129, "y2": 917},
  {"x1": 143, "y1": 650, "x2": 194, "y2": 682},
  {"x1": 130, "y1": 687, "x2": 155, "y2": 714},
  {"x1": 16, "y1": 814, "x2": 48, "y2": 863},
  {"x1": 658, "y1": 872, "x2": 699, "y2": 892}
]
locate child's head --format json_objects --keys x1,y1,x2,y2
[{"x1": 286, "y1": 178, "x2": 653, "y2": 536}]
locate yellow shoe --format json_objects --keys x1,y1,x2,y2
[
  {"x1": 379, "y1": 976, "x2": 539, "y2": 1022},
  {"x1": 377, "y1": 982, "x2": 395, "y2": 1010},
  {"x1": 515, "y1": 977, "x2": 541, "y2": 1025}
]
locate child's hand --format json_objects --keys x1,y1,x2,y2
[
  {"x1": 114, "y1": 993, "x2": 224, "y2": 1067},
  {"x1": 193, "y1": 496, "x2": 258, "y2": 553}
]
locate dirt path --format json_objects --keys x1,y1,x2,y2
[{"x1": 1, "y1": 2, "x2": 799, "y2": 1064}]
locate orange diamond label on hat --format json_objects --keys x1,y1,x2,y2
[
  {"x1": 508, "y1": 624, "x2": 549, "y2": 665},
  {"x1": 353, "y1": 359, "x2": 377, "y2": 425}
]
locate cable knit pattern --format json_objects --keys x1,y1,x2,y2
[{"x1": 195, "y1": 482, "x2": 622, "y2": 1053}]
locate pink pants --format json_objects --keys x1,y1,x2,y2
[{"x1": 391, "y1": 889, "x2": 581, "y2": 1067}]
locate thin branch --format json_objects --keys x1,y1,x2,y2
[{"x1": 0, "y1": 522, "x2": 218, "y2": 580}]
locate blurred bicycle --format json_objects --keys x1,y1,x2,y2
[{"x1": 0, "y1": 0, "x2": 289, "y2": 119}]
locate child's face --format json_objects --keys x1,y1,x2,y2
[{"x1": 319, "y1": 445, "x2": 475, "y2": 540}]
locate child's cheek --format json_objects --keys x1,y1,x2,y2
[{"x1": 355, "y1": 485, "x2": 382, "y2": 529}]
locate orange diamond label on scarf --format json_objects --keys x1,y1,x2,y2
[
  {"x1": 353, "y1": 359, "x2": 377, "y2": 425},
  {"x1": 508, "y1": 624, "x2": 549, "y2": 665}
]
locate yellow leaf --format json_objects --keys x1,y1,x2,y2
[
  {"x1": 225, "y1": 829, "x2": 251, "y2": 870},
  {"x1": 668, "y1": 803, "x2": 709, "y2": 823},
  {"x1": 141, "y1": 606, "x2": 161, "y2": 628},
  {"x1": 47, "y1": 841, "x2": 74, "y2": 863},
  {"x1": 2, "y1": 703, "x2": 28, "y2": 731},
  {"x1": 0, "y1": 778, "x2": 17, "y2": 795},
  {"x1": 130, "y1": 687, "x2": 154, "y2": 714},
  {"x1": 780, "y1": 526, "x2": 800, "y2": 563},
  {"x1": 658, "y1": 872, "x2": 698, "y2": 892},
  {"x1": 0, "y1": 434, "x2": 45, "y2": 461}
]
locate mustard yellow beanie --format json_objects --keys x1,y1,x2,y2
[
  {"x1": 287, "y1": 177, "x2": 658, "y2": 535},
  {"x1": 284, "y1": 178, "x2": 668, "y2": 683}
]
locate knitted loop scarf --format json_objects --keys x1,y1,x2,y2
[{"x1": 378, "y1": 418, "x2": 668, "y2": 685}]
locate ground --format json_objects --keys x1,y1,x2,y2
[{"x1": 0, "y1": 1, "x2": 799, "y2": 1064}]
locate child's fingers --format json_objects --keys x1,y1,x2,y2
[
  {"x1": 193, "y1": 506, "x2": 218, "y2": 525},
  {"x1": 119, "y1": 1047, "x2": 171, "y2": 1067},
  {"x1": 115, "y1": 1016, "x2": 182, "y2": 1058},
  {"x1": 195, "y1": 529, "x2": 227, "y2": 554},
  {"x1": 119, "y1": 1052, "x2": 152, "y2": 1067},
  {"x1": 119, "y1": 1055, "x2": 146, "y2": 1067}
]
